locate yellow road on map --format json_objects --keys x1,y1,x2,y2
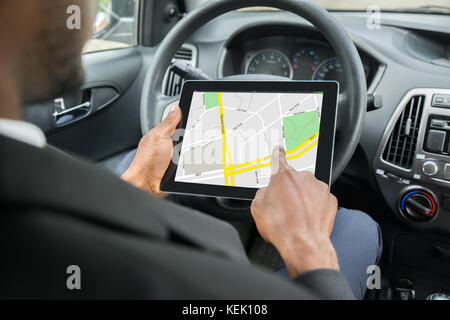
[
  {"x1": 228, "y1": 131, "x2": 319, "y2": 172},
  {"x1": 217, "y1": 91, "x2": 319, "y2": 186},
  {"x1": 229, "y1": 139, "x2": 318, "y2": 176},
  {"x1": 218, "y1": 92, "x2": 235, "y2": 186}
]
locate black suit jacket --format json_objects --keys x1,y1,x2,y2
[{"x1": 0, "y1": 135, "x2": 354, "y2": 299}]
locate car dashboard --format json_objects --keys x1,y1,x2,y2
[{"x1": 219, "y1": 31, "x2": 381, "y2": 93}]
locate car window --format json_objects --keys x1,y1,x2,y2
[
  {"x1": 187, "y1": 0, "x2": 450, "y2": 14},
  {"x1": 83, "y1": 0, "x2": 139, "y2": 54}
]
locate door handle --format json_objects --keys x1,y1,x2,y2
[
  {"x1": 53, "y1": 95, "x2": 92, "y2": 126},
  {"x1": 53, "y1": 101, "x2": 91, "y2": 117},
  {"x1": 52, "y1": 86, "x2": 119, "y2": 127}
]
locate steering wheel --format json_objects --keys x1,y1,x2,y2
[{"x1": 141, "y1": 0, "x2": 367, "y2": 184}]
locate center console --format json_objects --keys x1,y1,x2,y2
[{"x1": 374, "y1": 88, "x2": 450, "y2": 231}]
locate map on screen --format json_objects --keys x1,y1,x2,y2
[{"x1": 174, "y1": 91, "x2": 323, "y2": 188}]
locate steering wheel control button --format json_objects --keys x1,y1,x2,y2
[
  {"x1": 400, "y1": 190, "x2": 437, "y2": 222},
  {"x1": 432, "y1": 94, "x2": 450, "y2": 108},
  {"x1": 425, "y1": 130, "x2": 446, "y2": 153},
  {"x1": 421, "y1": 160, "x2": 439, "y2": 177}
]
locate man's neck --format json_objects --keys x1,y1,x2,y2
[{"x1": 0, "y1": 71, "x2": 21, "y2": 120}]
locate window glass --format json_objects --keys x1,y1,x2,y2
[
  {"x1": 83, "y1": 0, "x2": 139, "y2": 54},
  {"x1": 189, "y1": 0, "x2": 450, "y2": 13}
]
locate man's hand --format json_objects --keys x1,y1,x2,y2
[
  {"x1": 251, "y1": 146, "x2": 339, "y2": 279},
  {"x1": 121, "y1": 105, "x2": 181, "y2": 198}
]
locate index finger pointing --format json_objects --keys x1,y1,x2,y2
[{"x1": 270, "y1": 145, "x2": 288, "y2": 175}]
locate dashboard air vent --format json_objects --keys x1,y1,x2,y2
[
  {"x1": 163, "y1": 46, "x2": 194, "y2": 97},
  {"x1": 382, "y1": 95, "x2": 425, "y2": 169},
  {"x1": 174, "y1": 47, "x2": 193, "y2": 61}
]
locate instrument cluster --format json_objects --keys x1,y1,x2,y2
[{"x1": 242, "y1": 41, "x2": 373, "y2": 92}]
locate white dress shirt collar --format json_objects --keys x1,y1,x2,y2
[{"x1": 0, "y1": 118, "x2": 46, "y2": 148}]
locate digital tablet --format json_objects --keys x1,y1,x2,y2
[{"x1": 161, "y1": 80, "x2": 338, "y2": 200}]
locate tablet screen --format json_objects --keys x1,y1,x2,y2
[{"x1": 174, "y1": 91, "x2": 323, "y2": 188}]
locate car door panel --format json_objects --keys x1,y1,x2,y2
[{"x1": 24, "y1": 47, "x2": 144, "y2": 162}]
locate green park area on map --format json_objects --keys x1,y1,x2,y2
[
  {"x1": 283, "y1": 110, "x2": 320, "y2": 152},
  {"x1": 204, "y1": 92, "x2": 219, "y2": 110}
]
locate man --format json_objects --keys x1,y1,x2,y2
[{"x1": 0, "y1": 0, "x2": 381, "y2": 299}]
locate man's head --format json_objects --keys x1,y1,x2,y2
[{"x1": 0, "y1": 0, "x2": 97, "y2": 105}]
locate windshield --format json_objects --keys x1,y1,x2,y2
[{"x1": 187, "y1": 0, "x2": 450, "y2": 14}]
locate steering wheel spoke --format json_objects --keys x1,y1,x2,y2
[{"x1": 143, "y1": 92, "x2": 180, "y2": 130}]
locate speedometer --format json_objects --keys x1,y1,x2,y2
[
  {"x1": 246, "y1": 49, "x2": 293, "y2": 79},
  {"x1": 312, "y1": 57, "x2": 345, "y2": 92}
]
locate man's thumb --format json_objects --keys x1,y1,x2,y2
[
  {"x1": 270, "y1": 145, "x2": 288, "y2": 175},
  {"x1": 160, "y1": 104, "x2": 181, "y2": 135}
]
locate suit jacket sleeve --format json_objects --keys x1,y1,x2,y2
[{"x1": 294, "y1": 269, "x2": 355, "y2": 300}]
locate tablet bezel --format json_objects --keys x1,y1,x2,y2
[{"x1": 161, "y1": 80, "x2": 338, "y2": 200}]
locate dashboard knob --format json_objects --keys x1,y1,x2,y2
[
  {"x1": 400, "y1": 190, "x2": 437, "y2": 222},
  {"x1": 421, "y1": 160, "x2": 438, "y2": 177}
]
